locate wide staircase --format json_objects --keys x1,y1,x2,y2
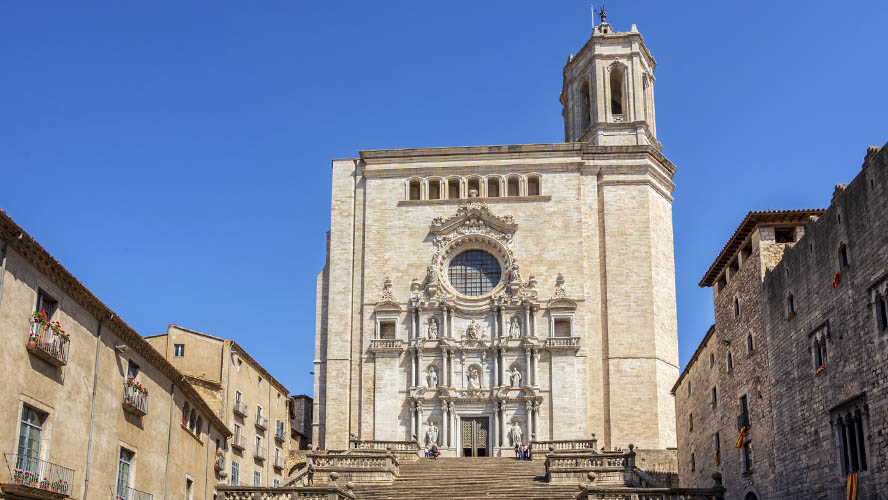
[{"x1": 351, "y1": 457, "x2": 579, "y2": 500}]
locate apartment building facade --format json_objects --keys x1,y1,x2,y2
[
  {"x1": 0, "y1": 210, "x2": 231, "y2": 500},
  {"x1": 146, "y1": 327, "x2": 291, "y2": 488}
]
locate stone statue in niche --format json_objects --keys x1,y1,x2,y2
[
  {"x1": 509, "y1": 366, "x2": 522, "y2": 387},
  {"x1": 426, "y1": 420, "x2": 439, "y2": 445},
  {"x1": 467, "y1": 366, "x2": 481, "y2": 389},
  {"x1": 509, "y1": 317, "x2": 521, "y2": 338},
  {"x1": 465, "y1": 320, "x2": 480, "y2": 340},
  {"x1": 509, "y1": 420, "x2": 523, "y2": 446},
  {"x1": 427, "y1": 317, "x2": 439, "y2": 339},
  {"x1": 509, "y1": 262, "x2": 522, "y2": 284},
  {"x1": 427, "y1": 366, "x2": 439, "y2": 388}
]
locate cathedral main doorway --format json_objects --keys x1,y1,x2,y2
[{"x1": 460, "y1": 417, "x2": 489, "y2": 457}]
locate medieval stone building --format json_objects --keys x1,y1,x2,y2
[
  {"x1": 674, "y1": 143, "x2": 888, "y2": 499},
  {"x1": 313, "y1": 19, "x2": 680, "y2": 456}
]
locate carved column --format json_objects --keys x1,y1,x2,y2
[
  {"x1": 498, "y1": 307, "x2": 505, "y2": 338},
  {"x1": 480, "y1": 351, "x2": 487, "y2": 389},
  {"x1": 524, "y1": 306, "x2": 531, "y2": 338},
  {"x1": 417, "y1": 345, "x2": 424, "y2": 387},
  {"x1": 524, "y1": 348, "x2": 531, "y2": 385},
  {"x1": 493, "y1": 402, "x2": 500, "y2": 451},
  {"x1": 441, "y1": 402, "x2": 449, "y2": 449},
  {"x1": 530, "y1": 305, "x2": 537, "y2": 337},
  {"x1": 416, "y1": 307, "x2": 423, "y2": 340},
  {"x1": 409, "y1": 348, "x2": 415, "y2": 388},
  {"x1": 447, "y1": 349, "x2": 454, "y2": 387},
  {"x1": 409, "y1": 402, "x2": 417, "y2": 442},
  {"x1": 499, "y1": 401, "x2": 507, "y2": 448},
  {"x1": 498, "y1": 347, "x2": 504, "y2": 387},
  {"x1": 417, "y1": 404, "x2": 425, "y2": 446},
  {"x1": 492, "y1": 348, "x2": 499, "y2": 387},
  {"x1": 448, "y1": 402, "x2": 456, "y2": 448},
  {"x1": 525, "y1": 401, "x2": 534, "y2": 443},
  {"x1": 446, "y1": 307, "x2": 453, "y2": 339},
  {"x1": 532, "y1": 348, "x2": 539, "y2": 387}
]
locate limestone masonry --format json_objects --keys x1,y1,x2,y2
[{"x1": 314, "y1": 19, "x2": 680, "y2": 456}]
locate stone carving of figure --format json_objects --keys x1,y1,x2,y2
[
  {"x1": 509, "y1": 317, "x2": 521, "y2": 338},
  {"x1": 427, "y1": 265, "x2": 438, "y2": 284},
  {"x1": 465, "y1": 320, "x2": 480, "y2": 340},
  {"x1": 467, "y1": 366, "x2": 481, "y2": 389},
  {"x1": 426, "y1": 421, "x2": 439, "y2": 445},
  {"x1": 509, "y1": 262, "x2": 521, "y2": 283},
  {"x1": 510, "y1": 421, "x2": 523, "y2": 446},
  {"x1": 509, "y1": 366, "x2": 522, "y2": 387},
  {"x1": 427, "y1": 366, "x2": 439, "y2": 388},
  {"x1": 427, "y1": 317, "x2": 439, "y2": 339}
]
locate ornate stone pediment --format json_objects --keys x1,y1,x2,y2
[
  {"x1": 430, "y1": 199, "x2": 517, "y2": 236},
  {"x1": 547, "y1": 273, "x2": 577, "y2": 310}
]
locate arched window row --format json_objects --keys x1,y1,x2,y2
[
  {"x1": 181, "y1": 401, "x2": 204, "y2": 436},
  {"x1": 405, "y1": 174, "x2": 542, "y2": 201}
]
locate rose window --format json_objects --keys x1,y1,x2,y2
[{"x1": 447, "y1": 250, "x2": 501, "y2": 296}]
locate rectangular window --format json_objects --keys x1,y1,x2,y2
[
  {"x1": 127, "y1": 361, "x2": 140, "y2": 381},
  {"x1": 258, "y1": 377, "x2": 262, "y2": 388},
  {"x1": 709, "y1": 352, "x2": 715, "y2": 367},
  {"x1": 36, "y1": 289, "x2": 58, "y2": 320},
  {"x1": 117, "y1": 448, "x2": 134, "y2": 497},
  {"x1": 742, "y1": 442, "x2": 753, "y2": 473},
  {"x1": 553, "y1": 319, "x2": 571, "y2": 337},
  {"x1": 379, "y1": 321, "x2": 396, "y2": 339},
  {"x1": 877, "y1": 294, "x2": 888, "y2": 335},
  {"x1": 690, "y1": 453, "x2": 695, "y2": 471},
  {"x1": 834, "y1": 400, "x2": 869, "y2": 475},
  {"x1": 738, "y1": 395, "x2": 750, "y2": 429},
  {"x1": 689, "y1": 413, "x2": 693, "y2": 431},
  {"x1": 235, "y1": 391, "x2": 242, "y2": 404},
  {"x1": 727, "y1": 352, "x2": 734, "y2": 372},
  {"x1": 714, "y1": 432, "x2": 720, "y2": 452},
  {"x1": 231, "y1": 461, "x2": 240, "y2": 485},
  {"x1": 711, "y1": 387, "x2": 718, "y2": 406},
  {"x1": 185, "y1": 477, "x2": 193, "y2": 500},
  {"x1": 236, "y1": 359, "x2": 242, "y2": 372},
  {"x1": 174, "y1": 344, "x2": 185, "y2": 357},
  {"x1": 273, "y1": 478, "x2": 280, "y2": 487},
  {"x1": 746, "y1": 334, "x2": 754, "y2": 353},
  {"x1": 253, "y1": 470, "x2": 261, "y2": 487},
  {"x1": 17, "y1": 405, "x2": 45, "y2": 471}
]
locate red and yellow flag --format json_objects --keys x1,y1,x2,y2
[
  {"x1": 735, "y1": 426, "x2": 746, "y2": 449},
  {"x1": 846, "y1": 473, "x2": 858, "y2": 500},
  {"x1": 713, "y1": 449, "x2": 720, "y2": 466}
]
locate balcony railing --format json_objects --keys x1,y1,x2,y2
[
  {"x1": 231, "y1": 434, "x2": 246, "y2": 450},
  {"x1": 123, "y1": 382, "x2": 148, "y2": 416},
  {"x1": 113, "y1": 486, "x2": 152, "y2": 500},
  {"x1": 26, "y1": 320, "x2": 70, "y2": 366},
  {"x1": 255, "y1": 414, "x2": 268, "y2": 430},
  {"x1": 274, "y1": 428, "x2": 286, "y2": 441},
  {"x1": 254, "y1": 445, "x2": 267, "y2": 461},
  {"x1": 233, "y1": 401, "x2": 248, "y2": 417},
  {"x1": 2, "y1": 452, "x2": 75, "y2": 499},
  {"x1": 273, "y1": 455, "x2": 284, "y2": 470},
  {"x1": 544, "y1": 337, "x2": 581, "y2": 349}
]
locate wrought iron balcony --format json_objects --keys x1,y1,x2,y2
[
  {"x1": 233, "y1": 401, "x2": 248, "y2": 417},
  {"x1": 231, "y1": 434, "x2": 246, "y2": 450},
  {"x1": 113, "y1": 486, "x2": 152, "y2": 500},
  {"x1": 2, "y1": 453, "x2": 75, "y2": 499},
  {"x1": 123, "y1": 382, "x2": 148, "y2": 416},
  {"x1": 273, "y1": 455, "x2": 284, "y2": 470},
  {"x1": 255, "y1": 414, "x2": 268, "y2": 430},
  {"x1": 274, "y1": 428, "x2": 286, "y2": 442},
  {"x1": 254, "y1": 445, "x2": 267, "y2": 461},
  {"x1": 26, "y1": 320, "x2": 69, "y2": 366}
]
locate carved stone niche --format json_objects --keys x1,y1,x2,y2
[
  {"x1": 546, "y1": 273, "x2": 577, "y2": 339},
  {"x1": 373, "y1": 299, "x2": 403, "y2": 341}
]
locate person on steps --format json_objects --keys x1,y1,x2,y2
[
  {"x1": 305, "y1": 464, "x2": 314, "y2": 486},
  {"x1": 514, "y1": 443, "x2": 520, "y2": 459},
  {"x1": 430, "y1": 443, "x2": 439, "y2": 459}
]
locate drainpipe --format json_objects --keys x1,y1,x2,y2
[
  {"x1": 83, "y1": 313, "x2": 113, "y2": 500},
  {"x1": 0, "y1": 233, "x2": 23, "y2": 314},
  {"x1": 203, "y1": 422, "x2": 211, "y2": 500},
  {"x1": 164, "y1": 381, "x2": 177, "y2": 500}
]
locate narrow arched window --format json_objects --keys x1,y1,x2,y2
[
  {"x1": 787, "y1": 295, "x2": 795, "y2": 317},
  {"x1": 610, "y1": 66, "x2": 625, "y2": 116},
  {"x1": 527, "y1": 176, "x2": 540, "y2": 196},
  {"x1": 196, "y1": 416, "x2": 203, "y2": 434},
  {"x1": 487, "y1": 177, "x2": 500, "y2": 197},
  {"x1": 408, "y1": 180, "x2": 421, "y2": 200},
  {"x1": 189, "y1": 409, "x2": 197, "y2": 430},
  {"x1": 448, "y1": 179, "x2": 461, "y2": 199},
  {"x1": 727, "y1": 351, "x2": 734, "y2": 372},
  {"x1": 838, "y1": 243, "x2": 849, "y2": 269},
  {"x1": 183, "y1": 402, "x2": 190, "y2": 422},
  {"x1": 507, "y1": 177, "x2": 520, "y2": 197},
  {"x1": 578, "y1": 81, "x2": 591, "y2": 133},
  {"x1": 733, "y1": 297, "x2": 740, "y2": 318},
  {"x1": 877, "y1": 293, "x2": 888, "y2": 334},
  {"x1": 429, "y1": 179, "x2": 441, "y2": 200},
  {"x1": 746, "y1": 334, "x2": 754, "y2": 353}
]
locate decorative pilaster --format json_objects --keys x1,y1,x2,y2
[
  {"x1": 447, "y1": 349, "x2": 454, "y2": 387},
  {"x1": 524, "y1": 348, "x2": 531, "y2": 385},
  {"x1": 408, "y1": 348, "x2": 415, "y2": 388},
  {"x1": 524, "y1": 306, "x2": 531, "y2": 339},
  {"x1": 493, "y1": 402, "x2": 500, "y2": 451},
  {"x1": 498, "y1": 307, "x2": 505, "y2": 338},
  {"x1": 498, "y1": 401, "x2": 507, "y2": 448},
  {"x1": 492, "y1": 348, "x2": 499, "y2": 387},
  {"x1": 480, "y1": 351, "x2": 487, "y2": 389},
  {"x1": 448, "y1": 402, "x2": 456, "y2": 448},
  {"x1": 409, "y1": 401, "x2": 417, "y2": 442},
  {"x1": 441, "y1": 401, "x2": 449, "y2": 449},
  {"x1": 532, "y1": 348, "x2": 539, "y2": 387},
  {"x1": 417, "y1": 404, "x2": 425, "y2": 446}
]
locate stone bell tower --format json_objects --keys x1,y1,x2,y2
[{"x1": 561, "y1": 8, "x2": 658, "y2": 146}]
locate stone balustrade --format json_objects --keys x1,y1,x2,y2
[
  {"x1": 368, "y1": 339, "x2": 405, "y2": 353},
  {"x1": 546, "y1": 449, "x2": 635, "y2": 484},
  {"x1": 531, "y1": 438, "x2": 598, "y2": 456},
  {"x1": 349, "y1": 440, "x2": 420, "y2": 461},
  {"x1": 576, "y1": 487, "x2": 725, "y2": 500},
  {"x1": 543, "y1": 337, "x2": 581, "y2": 349},
  {"x1": 309, "y1": 452, "x2": 400, "y2": 484},
  {"x1": 216, "y1": 484, "x2": 355, "y2": 500}
]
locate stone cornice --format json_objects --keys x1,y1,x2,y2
[
  {"x1": 670, "y1": 324, "x2": 715, "y2": 395},
  {"x1": 398, "y1": 195, "x2": 552, "y2": 207},
  {"x1": 0, "y1": 209, "x2": 232, "y2": 437}
]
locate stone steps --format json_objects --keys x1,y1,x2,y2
[{"x1": 351, "y1": 457, "x2": 579, "y2": 500}]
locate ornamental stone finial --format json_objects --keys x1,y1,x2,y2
[{"x1": 597, "y1": 4, "x2": 606, "y2": 24}]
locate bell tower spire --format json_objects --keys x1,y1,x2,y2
[{"x1": 560, "y1": 14, "x2": 659, "y2": 147}]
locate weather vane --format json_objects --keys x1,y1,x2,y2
[{"x1": 598, "y1": 4, "x2": 607, "y2": 24}]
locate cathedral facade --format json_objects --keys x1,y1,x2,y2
[{"x1": 314, "y1": 19, "x2": 679, "y2": 456}]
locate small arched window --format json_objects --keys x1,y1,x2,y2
[
  {"x1": 877, "y1": 293, "x2": 888, "y2": 334},
  {"x1": 787, "y1": 294, "x2": 795, "y2": 317},
  {"x1": 813, "y1": 339, "x2": 827, "y2": 368},
  {"x1": 527, "y1": 176, "x2": 540, "y2": 196},
  {"x1": 690, "y1": 453, "x2": 696, "y2": 471},
  {"x1": 183, "y1": 402, "x2": 190, "y2": 422},
  {"x1": 838, "y1": 243, "x2": 849, "y2": 269},
  {"x1": 727, "y1": 351, "x2": 734, "y2": 372},
  {"x1": 408, "y1": 180, "x2": 421, "y2": 201},
  {"x1": 487, "y1": 177, "x2": 500, "y2": 197},
  {"x1": 733, "y1": 297, "x2": 740, "y2": 318},
  {"x1": 429, "y1": 179, "x2": 442, "y2": 200},
  {"x1": 507, "y1": 177, "x2": 520, "y2": 197},
  {"x1": 746, "y1": 334, "x2": 754, "y2": 353},
  {"x1": 448, "y1": 179, "x2": 461, "y2": 199},
  {"x1": 467, "y1": 177, "x2": 480, "y2": 197},
  {"x1": 609, "y1": 65, "x2": 625, "y2": 116},
  {"x1": 189, "y1": 409, "x2": 197, "y2": 430}
]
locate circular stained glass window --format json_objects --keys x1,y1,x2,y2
[{"x1": 448, "y1": 250, "x2": 502, "y2": 296}]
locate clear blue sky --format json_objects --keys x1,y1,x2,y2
[{"x1": 2, "y1": 1, "x2": 886, "y2": 397}]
